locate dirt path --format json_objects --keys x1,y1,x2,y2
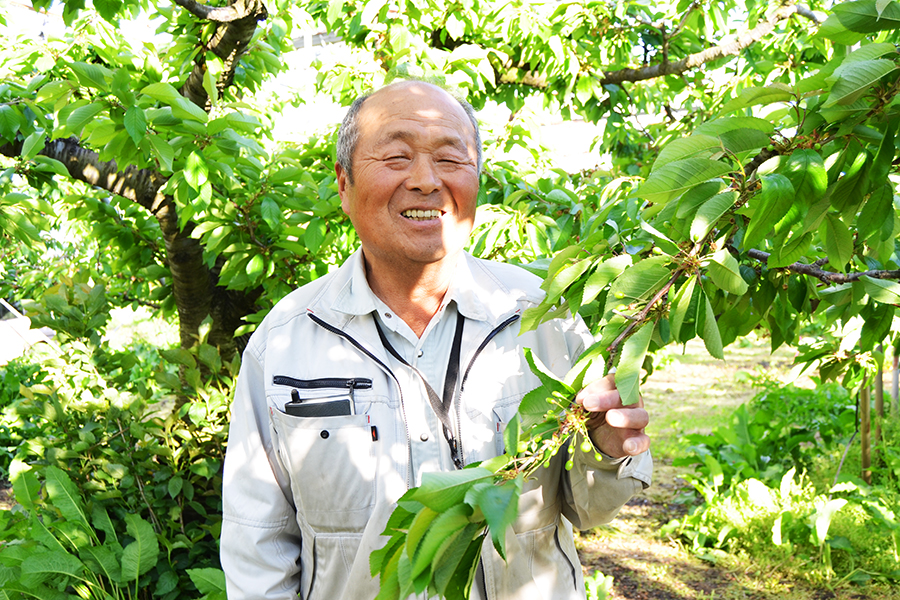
[{"x1": 574, "y1": 338, "x2": 896, "y2": 600}]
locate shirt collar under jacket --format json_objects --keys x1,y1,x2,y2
[{"x1": 331, "y1": 249, "x2": 489, "y2": 324}]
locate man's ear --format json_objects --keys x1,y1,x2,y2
[{"x1": 335, "y1": 163, "x2": 351, "y2": 215}]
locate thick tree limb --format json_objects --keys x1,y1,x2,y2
[
  {"x1": 180, "y1": 0, "x2": 269, "y2": 111},
  {"x1": 748, "y1": 249, "x2": 900, "y2": 284},
  {"x1": 497, "y1": 2, "x2": 816, "y2": 90},
  {"x1": 1, "y1": 134, "x2": 253, "y2": 357},
  {"x1": 598, "y1": 2, "x2": 809, "y2": 86},
  {"x1": 172, "y1": 0, "x2": 261, "y2": 22}
]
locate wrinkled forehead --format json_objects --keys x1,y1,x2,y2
[{"x1": 357, "y1": 83, "x2": 476, "y2": 145}]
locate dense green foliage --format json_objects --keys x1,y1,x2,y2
[
  {"x1": 666, "y1": 381, "x2": 900, "y2": 585},
  {"x1": 0, "y1": 275, "x2": 231, "y2": 598},
  {"x1": 1, "y1": 0, "x2": 900, "y2": 596}
]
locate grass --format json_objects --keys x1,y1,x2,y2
[{"x1": 576, "y1": 335, "x2": 900, "y2": 600}]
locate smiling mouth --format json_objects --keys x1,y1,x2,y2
[{"x1": 401, "y1": 209, "x2": 443, "y2": 221}]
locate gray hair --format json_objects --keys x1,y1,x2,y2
[{"x1": 336, "y1": 80, "x2": 483, "y2": 184}]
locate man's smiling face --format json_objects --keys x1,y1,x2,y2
[{"x1": 336, "y1": 82, "x2": 480, "y2": 274}]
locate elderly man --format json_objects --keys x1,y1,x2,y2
[{"x1": 221, "y1": 80, "x2": 652, "y2": 600}]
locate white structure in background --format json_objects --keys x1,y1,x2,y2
[{"x1": 0, "y1": 299, "x2": 56, "y2": 365}]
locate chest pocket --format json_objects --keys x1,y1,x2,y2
[{"x1": 269, "y1": 377, "x2": 378, "y2": 532}]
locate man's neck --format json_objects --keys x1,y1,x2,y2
[{"x1": 363, "y1": 253, "x2": 458, "y2": 338}]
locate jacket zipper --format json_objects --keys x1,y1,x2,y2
[
  {"x1": 306, "y1": 313, "x2": 413, "y2": 489},
  {"x1": 456, "y1": 314, "x2": 521, "y2": 466},
  {"x1": 273, "y1": 376, "x2": 373, "y2": 390}
]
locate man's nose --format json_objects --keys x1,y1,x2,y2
[{"x1": 405, "y1": 156, "x2": 441, "y2": 194}]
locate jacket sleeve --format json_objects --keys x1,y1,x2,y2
[
  {"x1": 553, "y1": 314, "x2": 654, "y2": 531},
  {"x1": 221, "y1": 339, "x2": 303, "y2": 599}
]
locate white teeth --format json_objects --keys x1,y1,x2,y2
[{"x1": 402, "y1": 209, "x2": 442, "y2": 220}]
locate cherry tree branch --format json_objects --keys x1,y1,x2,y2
[
  {"x1": 497, "y1": 2, "x2": 818, "y2": 90},
  {"x1": 747, "y1": 249, "x2": 900, "y2": 284},
  {"x1": 598, "y1": 2, "x2": 811, "y2": 86}
]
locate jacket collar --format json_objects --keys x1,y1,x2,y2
[{"x1": 308, "y1": 249, "x2": 529, "y2": 332}]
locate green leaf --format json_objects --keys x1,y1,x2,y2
[
  {"x1": 814, "y1": 498, "x2": 848, "y2": 545},
  {"x1": 44, "y1": 466, "x2": 91, "y2": 531},
  {"x1": 669, "y1": 276, "x2": 697, "y2": 343},
  {"x1": 65, "y1": 103, "x2": 104, "y2": 136},
  {"x1": 503, "y1": 414, "x2": 519, "y2": 455},
  {"x1": 859, "y1": 303, "x2": 894, "y2": 352},
  {"x1": 148, "y1": 135, "x2": 174, "y2": 172},
  {"x1": 21, "y1": 550, "x2": 85, "y2": 579},
  {"x1": 781, "y1": 149, "x2": 827, "y2": 206},
  {"x1": 523, "y1": 347, "x2": 575, "y2": 396},
  {"x1": 818, "y1": 14, "x2": 866, "y2": 44},
  {"x1": 700, "y1": 289, "x2": 724, "y2": 360},
  {"x1": 581, "y1": 254, "x2": 632, "y2": 305},
  {"x1": 187, "y1": 568, "x2": 227, "y2": 594},
  {"x1": 640, "y1": 221, "x2": 681, "y2": 256},
  {"x1": 405, "y1": 506, "x2": 439, "y2": 564},
  {"x1": 465, "y1": 478, "x2": 521, "y2": 560},
  {"x1": 184, "y1": 151, "x2": 209, "y2": 190},
  {"x1": 70, "y1": 62, "x2": 112, "y2": 90},
  {"x1": 81, "y1": 545, "x2": 122, "y2": 583},
  {"x1": 124, "y1": 106, "x2": 146, "y2": 144},
  {"x1": 21, "y1": 130, "x2": 46, "y2": 160},
  {"x1": 141, "y1": 82, "x2": 182, "y2": 105},
  {"x1": 694, "y1": 116, "x2": 775, "y2": 137},
  {"x1": 691, "y1": 191, "x2": 737, "y2": 242},
  {"x1": 861, "y1": 276, "x2": 900, "y2": 305},
  {"x1": 431, "y1": 524, "x2": 483, "y2": 597},
  {"x1": 820, "y1": 213, "x2": 854, "y2": 272},
  {"x1": 120, "y1": 514, "x2": 160, "y2": 581},
  {"x1": 719, "y1": 85, "x2": 792, "y2": 114},
  {"x1": 635, "y1": 158, "x2": 732, "y2": 205},
  {"x1": 858, "y1": 184, "x2": 894, "y2": 241},
  {"x1": 824, "y1": 60, "x2": 899, "y2": 107},
  {"x1": 719, "y1": 129, "x2": 772, "y2": 155},
  {"x1": 408, "y1": 468, "x2": 494, "y2": 513},
  {"x1": 869, "y1": 117, "x2": 898, "y2": 186},
  {"x1": 651, "y1": 135, "x2": 720, "y2": 169},
  {"x1": 305, "y1": 217, "x2": 326, "y2": 254},
  {"x1": 604, "y1": 255, "x2": 671, "y2": 318},
  {"x1": 575, "y1": 75, "x2": 594, "y2": 104},
  {"x1": 840, "y1": 42, "x2": 899, "y2": 66},
  {"x1": 768, "y1": 232, "x2": 812, "y2": 268},
  {"x1": 614, "y1": 324, "x2": 653, "y2": 406},
  {"x1": 742, "y1": 174, "x2": 795, "y2": 249},
  {"x1": 91, "y1": 504, "x2": 117, "y2": 542},
  {"x1": 833, "y1": 0, "x2": 900, "y2": 33},
  {"x1": 0, "y1": 105, "x2": 20, "y2": 141},
  {"x1": 327, "y1": 0, "x2": 344, "y2": 24},
  {"x1": 172, "y1": 96, "x2": 209, "y2": 123},
  {"x1": 675, "y1": 180, "x2": 727, "y2": 219},
  {"x1": 706, "y1": 248, "x2": 748, "y2": 295},
  {"x1": 10, "y1": 460, "x2": 40, "y2": 511},
  {"x1": 409, "y1": 504, "x2": 471, "y2": 578},
  {"x1": 544, "y1": 258, "x2": 592, "y2": 305},
  {"x1": 246, "y1": 254, "x2": 264, "y2": 281}
]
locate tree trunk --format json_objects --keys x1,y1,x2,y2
[
  {"x1": 2, "y1": 0, "x2": 270, "y2": 361},
  {"x1": 861, "y1": 384, "x2": 871, "y2": 484},
  {"x1": 893, "y1": 349, "x2": 899, "y2": 419}
]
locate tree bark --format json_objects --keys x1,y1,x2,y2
[
  {"x1": 861, "y1": 384, "x2": 871, "y2": 484},
  {"x1": 0, "y1": 136, "x2": 255, "y2": 357},
  {"x1": 495, "y1": 2, "x2": 817, "y2": 90},
  {"x1": 747, "y1": 249, "x2": 900, "y2": 283},
  {"x1": 178, "y1": 0, "x2": 269, "y2": 111},
  {"x1": 2, "y1": 0, "x2": 270, "y2": 360}
]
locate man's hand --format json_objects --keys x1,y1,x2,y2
[{"x1": 575, "y1": 374, "x2": 650, "y2": 458}]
